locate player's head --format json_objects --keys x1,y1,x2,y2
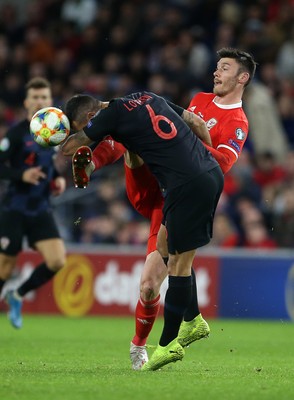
[
  {"x1": 214, "y1": 48, "x2": 257, "y2": 97},
  {"x1": 65, "y1": 94, "x2": 102, "y2": 132},
  {"x1": 24, "y1": 77, "x2": 52, "y2": 118}
]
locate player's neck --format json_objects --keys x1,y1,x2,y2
[
  {"x1": 214, "y1": 90, "x2": 243, "y2": 106},
  {"x1": 214, "y1": 95, "x2": 242, "y2": 105}
]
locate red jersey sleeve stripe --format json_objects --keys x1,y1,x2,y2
[{"x1": 217, "y1": 144, "x2": 239, "y2": 160}]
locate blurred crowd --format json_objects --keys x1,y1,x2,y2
[{"x1": 1, "y1": 0, "x2": 294, "y2": 249}]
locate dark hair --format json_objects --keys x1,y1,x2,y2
[
  {"x1": 65, "y1": 94, "x2": 100, "y2": 125},
  {"x1": 217, "y1": 48, "x2": 257, "y2": 86},
  {"x1": 25, "y1": 77, "x2": 51, "y2": 93}
]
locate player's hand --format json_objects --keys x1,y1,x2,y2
[
  {"x1": 22, "y1": 166, "x2": 46, "y2": 185},
  {"x1": 182, "y1": 110, "x2": 212, "y2": 146},
  {"x1": 50, "y1": 176, "x2": 66, "y2": 196}
]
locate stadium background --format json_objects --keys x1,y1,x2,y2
[{"x1": 0, "y1": 0, "x2": 294, "y2": 320}]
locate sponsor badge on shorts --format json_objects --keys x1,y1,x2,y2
[
  {"x1": 0, "y1": 138, "x2": 10, "y2": 152},
  {"x1": 0, "y1": 237, "x2": 10, "y2": 250}
]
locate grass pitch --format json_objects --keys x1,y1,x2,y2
[{"x1": 0, "y1": 314, "x2": 293, "y2": 400}]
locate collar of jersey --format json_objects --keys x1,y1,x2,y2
[{"x1": 213, "y1": 97, "x2": 242, "y2": 109}]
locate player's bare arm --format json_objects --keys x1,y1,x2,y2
[
  {"x1": 61, "y1": 130, "x2": 93, "y2": 156},
  {"x1": 182, "y1": 110, "x2": 212, "y2": 146}
]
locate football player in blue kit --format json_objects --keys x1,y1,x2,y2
[
  {"x1": 0, "y1": 77, "x2": 67, "y2": 329},
  {"x1": 62, "y1": 91, "x2": 224, "y2": 370}
]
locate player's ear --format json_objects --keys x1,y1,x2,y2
[
  {"x1": 70, "y1": 120, "x2": 79, "y2": 132},
  {"x1": 87, "y1": 111, "x2": 96, "y2": 120},
  {"x1": 239, "y1": 72, "x2": 249, "y2": 85}
]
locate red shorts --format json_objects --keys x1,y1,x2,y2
[{"x1": 124, "y1": 163, "x2": 163, "y2": 254}]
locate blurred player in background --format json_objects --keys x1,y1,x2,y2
[
  {"x1": 0, "y1": 77, "x2": 67, "y2": 329},
  {"x1": 67, "y1": 47, "x2": 256, "y2": 370}
]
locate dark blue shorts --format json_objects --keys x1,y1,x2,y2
[
  {"x1": 163, "y1": 167, "x2": 224, "y2": 254},
  {"x1": 0, "y1": 210, "x2": 61, "y2": 256}
]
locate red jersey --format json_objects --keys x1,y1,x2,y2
[{"x1": 188, "y1": 92, "x2": 248, "y2": 174}]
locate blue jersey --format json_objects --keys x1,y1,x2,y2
[
  {"x1": 0, "y1": 119, "x2": 58, "y2": 216},
  {"x1": 84, "y1": 92, "x2": 218, "y2": 192}
]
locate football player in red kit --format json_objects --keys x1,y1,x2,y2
[
  {"x1": 69, "y1": 47, "x2": 256, "y2": 370},
  {"x1": 188, "y1": 92, "x2": 248, "y2": 174}
]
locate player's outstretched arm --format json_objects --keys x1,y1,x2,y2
[
  {"x1": 182, "y1": 110, "x2": 212, "y2": 146},
  {"x1": 61, "y1": 130, "x2": 93, "y2": 156}
]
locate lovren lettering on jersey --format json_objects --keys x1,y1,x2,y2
[{"x1": 123, "y1": 94, "x2": 153, "y2": 111}]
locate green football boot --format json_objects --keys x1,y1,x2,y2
[
  {"x1": 178, "y1": 313, "x2": 210, "y2": 347},
  {"x1": 141, "y1": 338, "x2": 184, "y2": 371}
]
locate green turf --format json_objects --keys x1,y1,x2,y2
[{"x1": 0, "y1": 314, "x2": 293, "y2": 400}]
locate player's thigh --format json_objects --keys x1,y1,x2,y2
[
  {"x1": 0, "y1": 253, "x2": 17, "y2": 279},
  {"x1": 35, "y1": 238, "x2": 66, "y2": 270},
  {"x1": 168, "y1": 249, "x2": 197, "y2": 276},
  {"x1": 141, "y1": 250, "x2": 167, "y2": 286}
]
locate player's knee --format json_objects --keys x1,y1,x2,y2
[
  {"x1": 140, "y1": 279, "x2": 158, "y2": 301},
  {"x1": 46, "y1": 254, "x2": 66, "y2": 272},
  {"x1": 0, "y1": 268, "x2": 13, "y2": 280}
]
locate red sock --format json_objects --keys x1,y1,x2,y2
[
  {"x1": 92, "y1": 136, "x2": 125, "y2": 170},
  {"x1": 132, "y1": 295, "x2": 160, "y2": 346}
]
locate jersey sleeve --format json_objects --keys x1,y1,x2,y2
[
  {"x1": 203, "y1": 144, "x2": 234, "y2": 174},
  {"x1": 209, "y1": 118, "x2": 248, "y2": 174},
  {"x1": 166, "y1": 101, "x2": 184, "y2": 116}
]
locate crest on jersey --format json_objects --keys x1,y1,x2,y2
[
  {"x1": 235, "y1": 128, "x2": 246, "y2": 140},
  {"x1": 206, "y1": 118, "x2": 217, "y2": 131}
]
